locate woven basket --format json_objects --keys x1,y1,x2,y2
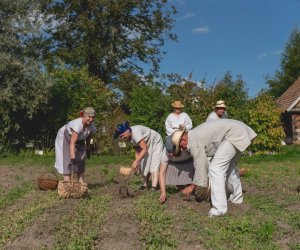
[
  {"x1": 37, "y1": 172, "x2": 59, "y2": 190},
  {"x1": 119, "y1": 159, "x2": 134, "y2": 177},
  {"x1": 119, "y1": 166, "x2": 132, "y2": 177},
  {"x1": 57, "y1": 174, "x2": 88, "y2": 199}
]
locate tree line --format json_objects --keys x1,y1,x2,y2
[{"x1": 1, "y1": 0, "x2": 299, "y2": 155}]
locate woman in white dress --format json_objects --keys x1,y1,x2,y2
[
  {"x1": 114, "y1": 121, "x2": 163, "y2": 190},
  {"x1": 55, "y1": 107, "x2": 96, "y2": 183},
  {"x1": 165, "y1": 100, "x2": 193, "y2": 136}
]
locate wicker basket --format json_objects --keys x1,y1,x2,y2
[
  {"x1": 119, "y1": 159, "x2": 134, "y2": 177},
  {"x1": 57, "y1": 174, "x2": 88, "y2": 199},
  {"x1": 119, "y1": 166, "x2": 132, "y2": 176},
  {"x1": 37, "y1": 172, "x2": 59, "y2": 190}
]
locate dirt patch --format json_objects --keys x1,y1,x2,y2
[
  {"x1": 93, "y1": 183, "x2": 144, "y2": 249},
  {"x1": 4, "y1": 198, "x2": 79, "y2": 250},
  {"x1": 0, "y1": 165, "x2": 54, "y2": 193}
]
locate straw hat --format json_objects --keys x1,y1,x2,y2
[
  {"x1": 171, "y1": 130, "x2": 185, "y2": 153},
  {"x1": 172, "y1": 100, "x2": 184, "y2": 108},
  {"x1": 214, "y1": 100, "x2": 226, "y2": 108}
]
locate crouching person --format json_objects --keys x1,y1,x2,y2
[
  {"x1": 159, "y1": 135, "x2": 195, "y2": 203},
  {"x1": 170, "y1": 119, "x2": 257, "y2": 217},
  {"x1": 114, "y1": 121, "x2": 163, "y2": 191}
]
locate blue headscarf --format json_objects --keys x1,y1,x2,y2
[{"x1": 113, "y1": 121, "x2": 131, "y2": 139}]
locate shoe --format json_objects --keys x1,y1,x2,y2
[{"x1": 139, "y1": 185, "x2": 147, "y2": 190}]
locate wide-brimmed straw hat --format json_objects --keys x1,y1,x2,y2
[
  {"x1": 214, "y1": 100, "x2": 226, "y2": 108},
  {"x1": 171, "y1": 130, "x2": 185, "y2": 153},
  {"x1": 172, "y1": 100, "x2": 184, "y2": 108}
]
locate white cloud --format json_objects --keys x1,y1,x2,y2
[
  {"x1": 258, "y1": 52, "x2": 267, "y2": 60},
  {"x1": 180, "y1": 12, "x2": 195, "y2": 19},
  {"x1": 193, "y1": 26, "x2": 209, "y2": 34}
]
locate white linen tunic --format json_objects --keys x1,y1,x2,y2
[
  {"x1": 165, "y1": 112, "x2": 193, "y2": 136},
  {"x1": 187, "y1": 119, "x2": 257, "y2": 187},
  {"x1": 55, "y1": 118, "x2": 96, "y2": 174},
  {"x1": 187, "y1": 119, "x2": 257, "y2": 216},
  {"x1": 131, "y1": 125, "x2": 163, "y2": 176}
]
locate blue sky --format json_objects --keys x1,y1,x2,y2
[{"x1": 160, "y1": 0, "x2": 300, "y2": 97}]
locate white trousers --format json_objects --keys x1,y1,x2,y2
[{"x1": 209, "y1": 140, "x2": 243, "y2": 216}]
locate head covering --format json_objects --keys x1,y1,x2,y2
[
  {"x1": 214, "y1": 100, "x2": 226, "y2": 108},
  {"x1": 172, "y1": 100, "x2": 184, "y2": 108},
  {"x1": 113, "y1": 121, "x2": 131, "y2": 139},
  {"x1": 83, "y1": 107, "x2": 96, "y2": 117},
  {"x1": 171, "y1": 130, "x2": 185, "y2": 153}
]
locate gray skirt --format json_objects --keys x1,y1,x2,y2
[{"x1": 165, "y1": 159, "x2": 195, "y2": 185}]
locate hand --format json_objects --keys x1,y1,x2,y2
[
  {"x1": 131, "y1": 160, "x2": 139, "y2": 170},
  {"x1": 194, "y1": 186, "x2": 210, "y2": 202},
  {"x1": 160, "y1": 193, "x2": 167, "y2": 203},
  {"x1": 68, "y1": 159, "x2": 78, "y2": 172},
  {"x1": 86, "y1": 150, "x2": 91, "y2": 159},
  {"x1": 179, "y1": 124, "x2": 186, "y2": 131}
]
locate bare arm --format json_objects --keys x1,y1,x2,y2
[
  {"x1": 132, "y1": 139, "x2": 148, "y2": 169},
  {"x1": 69, "y1": 129, "x2": 79, "y2": 159},
  {"x1": 159, "y1": 162, "x2": 168, "y2": 203}
]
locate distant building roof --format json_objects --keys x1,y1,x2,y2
[{"x1": 277, "y1": 76, "x2": 300, "y2": 111}]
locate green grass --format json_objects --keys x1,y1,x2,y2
[
  {"x1": 0, "y1": 191, "x2": 57, "y2": 247},
  {"x1": 135, "y1": 193, "x2": 177, "y2": 249},
  {"x1": 54, "y1": 195, "x2": 111, "y2": 249},
  {"x1": 0, "y1": 181, "x2": 34, "y2": 209},
  {"x1": 0, "y1": 145, "x2": 299, "y2": 249}
]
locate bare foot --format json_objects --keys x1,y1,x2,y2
[{"x1": 182, "y1": 184, "x2": 196, "y2": 196}]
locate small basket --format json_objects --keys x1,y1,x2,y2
[
  {"x1": 57, "y1": 174, "x2": 88, "y2": 199},
  {"x1": 119, "y1": 159, "x2": 134, "y2": 177},
  {"x1": 119, "y1": 167, "x2": 132, "y2": 177},
  {"x1": 37, "y1": 172, "x2": 59, "y2": 190}
]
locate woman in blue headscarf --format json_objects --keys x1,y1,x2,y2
[{"x1": 114, "y1": 121, "x2": 163, "y2": 191}]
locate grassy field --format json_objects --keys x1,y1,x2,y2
[{"x1": 0, "y1": 146, "x2": 299, "y2": 249}]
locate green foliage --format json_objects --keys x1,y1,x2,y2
[
  {"x1": 0, "y1": 191, "x2": 57, "y2": 247},
  {"x1": 54, "y1": 195, "x2": 111, "y2": 249},
  {"x1": 40, "y1": 0, "x2": 177, "y2": 83},
  {"x1": 0, "y1": 182, "x2": 34, "y2": 209},
  {"x1": 244, "y1": 93, "x2": 285, "y2": 154},
  {"x1": 0, "y1": 0, "x2": 51, "y2": 146},
  {"x1": 267, "y1": 28, "x2": 300, "y2": 97},
  {"x1": 212, "y1": 72, "x2": 249, "y2": 120},
  {"x1": 49, "y1": 66, "x2": 125, "y2": 154},
  {"x1": 129, "y1": 84, "x2": 170, "y2": 135}
]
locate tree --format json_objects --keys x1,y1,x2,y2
[
  {"x1": 212, "y1": 72, "x2": 249, "y2": 120},
  {"x1": 244, "y1": 93, "x2": 285, "y2": 154},
  {"x1": 39, "y1": 0, "x2": 177, "y2": 85},
  {"x1": 0, "y1": 0, "x2": 50, "y2": 147},
  {"x1": 128, "y1": 84, "x2": 170, "y2": 135},
  {"x1": 267, "y1": 28, "x2": 300, "y2": 97}
]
